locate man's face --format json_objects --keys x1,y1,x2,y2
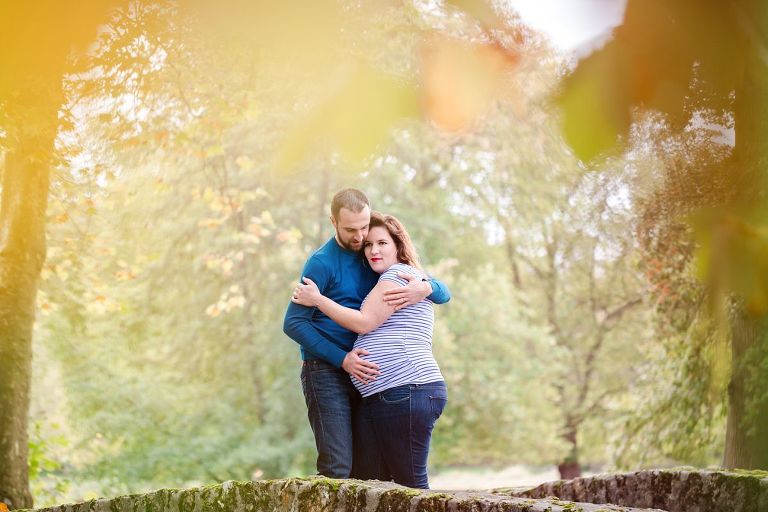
[{"x1": 331, "y1": 206, "x2": 370, "y2": 251}]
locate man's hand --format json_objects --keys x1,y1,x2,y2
[
  {"x1": 342, "y1": 348, "x2": 380, "y2": 384},
  {"x1": 382, "y1": 273, "x2": 431, "y2": 311}
]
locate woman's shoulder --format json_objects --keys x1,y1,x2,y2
[{"x1": 380, "y1": 263, "x2": 424, "y2": 283}]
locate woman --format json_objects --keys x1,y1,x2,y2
[{"x1": 291, "y1": 211, "x2": 447, "y2": 489}]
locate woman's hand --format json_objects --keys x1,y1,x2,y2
[
  {"x1": 382, "y1": 272, "x2": 431, "y2": 310},
  {"x1": 291, "y1": 276, "x2": 322, "y2": 307}
]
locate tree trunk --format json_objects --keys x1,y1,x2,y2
[
  {"x1": 0, "y1": 3, "x2": 123, "y2": 507},
  {"x1": 724, "y1": 310, "x2": 768, "y2": 469},
  {"x1": 0, "y1": 92, "x2": 60, "y2": 511},
  {"x1": 558, "y1": 426, "x2": 582, "y2": 480},
  {"x1": 722, "y1": 0, "x2": 768, "y2": 471}
]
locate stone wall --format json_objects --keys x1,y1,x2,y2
[
  {"x1": 508, "y1": 469, "x2": 768, "y2": 512},
  {"x1": 28, "y1": 478, "x2": 665, "y2": 512},
  {"x1": 25, "y1": 470, "x2": 768, "y2": 512}
]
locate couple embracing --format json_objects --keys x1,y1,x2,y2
[{"x1": 283, "y1": 188, "x2": 450, "y2": 489}]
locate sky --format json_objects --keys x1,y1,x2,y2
[{"x1": 509, "y1": 0, "x2": 627, "y2": 55}]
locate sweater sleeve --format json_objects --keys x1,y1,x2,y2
[
  {"x1": 282, "y1": 256, "x2": 348, "y2": 367},
  {"x1": 382, "y1": 263, "x2": 451, "y2": 304},
  {"x1": 427, "y1": 277, "x2": 451, "y2": 304}
]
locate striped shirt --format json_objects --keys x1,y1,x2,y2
[{"x1": 352, "y1": 263, "x2": 444, "y2": 397}]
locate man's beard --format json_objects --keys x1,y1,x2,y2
[
  {"x1": 340, "y1": 239, "x2": 362, "y2": 251},
  {"x1": 337, "y1": 234, "x2": 362, "y2": 252}
]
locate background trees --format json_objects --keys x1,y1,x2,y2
[
  {"x1": 2, "y1": 0, "x2": 765, "y2": 507},
  {"x1": 556, "y1": 0, "x2": 768, "y2": 469}
]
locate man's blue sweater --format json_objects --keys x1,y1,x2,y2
[{"x1": 283, "y1": 236, "x2": 451, "y2": 368}]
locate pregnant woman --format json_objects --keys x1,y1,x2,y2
[{"x1": 291, "y1": 211, "x2": 448, "y2": 489}]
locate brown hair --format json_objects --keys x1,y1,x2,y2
[
  {"x1": 331, "y1": 188, "x2": 369, "y2": 219},
  {"x1": 368, "y1": 211, "x2": 423, "y2": 271}
]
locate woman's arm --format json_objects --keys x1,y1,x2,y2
[{"x1": 292, "y1": 276, "x2": 398, "y2": 334}]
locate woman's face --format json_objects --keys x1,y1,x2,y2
[{"x1": 364, "y1": 226, "x2": 398, "y2": 273}]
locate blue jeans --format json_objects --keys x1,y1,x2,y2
[
  {"x1": 357, "y1": 381, "x2": 448, "y2": 489},
  {"x1": 301, "y1": 359, "x2": 373, "y2": 478}
]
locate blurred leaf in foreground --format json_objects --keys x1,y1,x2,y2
[
  {"x1": 278, "y1": 62, "x2": 420, "y2": 170},
  {"x1": 420, "y1": 34, "x2": 521, "y2": 133}
]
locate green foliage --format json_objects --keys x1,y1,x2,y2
[
  {"x1": 430, "y1": 264, "x2": 563, "y2": 465},
  {"x1": 25, "y1": 0, "x2": 749, "y2": 503},
  {"x1": 27, "y1": 421, "x2": 71, "y2": 507}
]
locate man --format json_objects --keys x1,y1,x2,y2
[{"x1": 283, "y1": 188, "x2": 450, "y2": 479}]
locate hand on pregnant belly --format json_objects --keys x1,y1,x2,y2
[{"x1": 342, "y1": 348, "x2": 380, "y2": 384}]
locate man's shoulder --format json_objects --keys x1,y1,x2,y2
[
  {"x1": 307, "y1": 237, "x2": 336, "y2": 261},
  {"x1": 303, "y1": 237, "x2": 340, "y2": 272}
]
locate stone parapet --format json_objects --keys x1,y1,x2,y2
[
  {"x1": 27, "y1": 478, "x2": 667, "y2": 512},
  {"x1": 507, "y1": 469, "x2": 768, "y2": 512}
]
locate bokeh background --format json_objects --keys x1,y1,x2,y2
[{"x1": 2, "y1": 0, "x2": 767, "y2": 507}]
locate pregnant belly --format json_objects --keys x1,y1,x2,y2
[{"x1": 354, "y1": 338, "x2": 407, "y2": 367}]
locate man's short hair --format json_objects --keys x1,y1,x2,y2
[{"x1": 331, "y1": 188, "x2": 369, "y2": 219}]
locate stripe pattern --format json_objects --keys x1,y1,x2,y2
[{"x1": 352, "y1": 263, "x2": 443, "y2": 397}]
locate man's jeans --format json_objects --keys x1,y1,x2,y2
[
  {"x1": 357, "y1": 381, "x2": 448, "y2": 489},
  {"x1": 301, "y1": 359, "x2": 369, "y2": 478}
]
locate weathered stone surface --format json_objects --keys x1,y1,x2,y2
[
  {"x1": 24, "y1": 478, "x2": 666, "y2": 512},
  {"x1": 506, "y1": 469, "x2": 768, "y2": 512}
]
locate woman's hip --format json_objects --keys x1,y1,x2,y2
[{"x1": 360, "y1": 381, "x2": 447, "y2": 418}]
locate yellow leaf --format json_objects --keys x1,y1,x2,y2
[
  {"x1": 53, "y1": 213, "x2": 69, "y2": 224},
  {"x1": 56, "y1": 267, "x2": 69, "y2": 282},
  {"x1": 198, "y1": 218, "x2": 225, "y2": 229},
  {"x1": 205, "y1": 145, "x2": 225, "y2": 158},
  {"x1": 115, "y1": 269, "x2": 136, "y2": 281},
  {"x1": 227, "y1": 295, "x2": 246, "y2": 308},
  {"x1": 236, "y1": 155, "x2": 254, "y2": 171},
  {"x1": 260, "y1": 210, "x2": 275, "y2": 228}
]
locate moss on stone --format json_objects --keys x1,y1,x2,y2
[
  {"x1": 547, "y1": 498, "x2": 583, "y2": 511},
  {"x1": 727, "y1": 468, "x2": 768, "y2": 479},
  {"x1": 375, "y1": 487, "x2": 420, "y2": 511},
  {"x1": 31, "y1": 471, "x2": 768, "y2": 512},
  {"x1": 413, "y1": 492, "x2": 449, "y2": 512},
  {"x1": 309, "y1": 477, "x2": 342, "y2": 492},
  {"x1": 421, "y1": 492, "x2": 450, "y2": 500}
]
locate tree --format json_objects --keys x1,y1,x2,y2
[
  {"x1": 451, "y1": 126, "x2": 649, "y2": 478},
  {"x1": 0, "y1": 2, "x2": 124, "y2": 508},
  {"x1": 614, "y1": 112, "x2": 731, "y2": 468},
  {"x1": 557, "y1": 0, "x2": 768, "y2": 469}
]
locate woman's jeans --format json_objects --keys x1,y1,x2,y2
[{"x1": 356, "y1": 381, "x2": 448, "y2": 489}]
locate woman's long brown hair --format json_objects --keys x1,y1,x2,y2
[{"x1": 367, "y1": 211, "x2": 423, "y2": 272}]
